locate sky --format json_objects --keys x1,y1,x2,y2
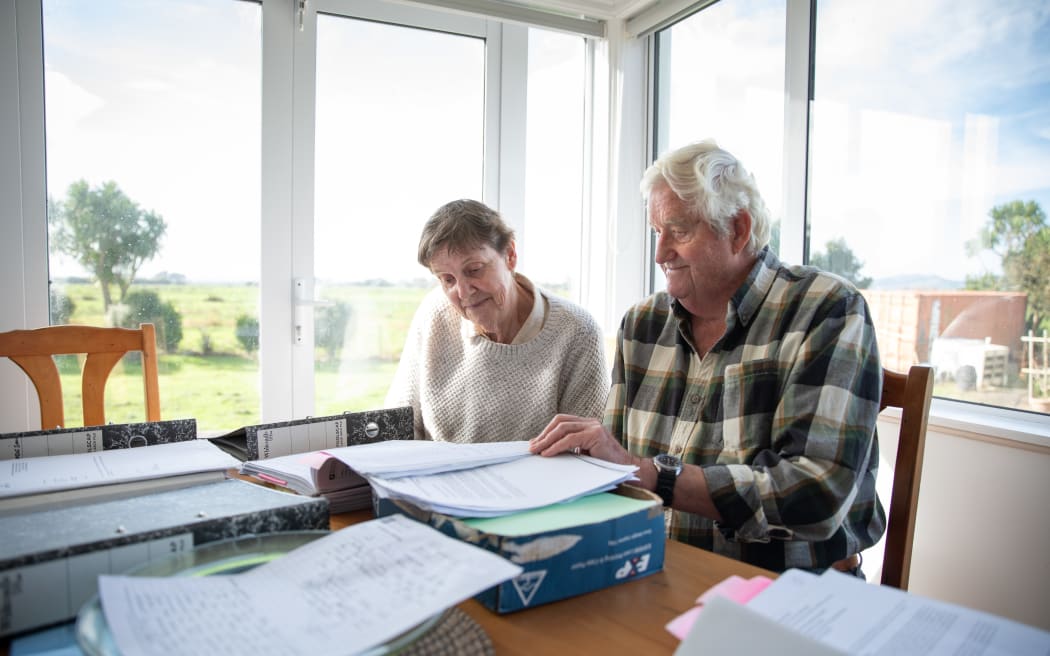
[
  {"x1": 42, "y1": 0, "x2": 1050, "y2": 287},
  {"x1": 661, "y1": 0, "x2": 1050, "y2": 283}
]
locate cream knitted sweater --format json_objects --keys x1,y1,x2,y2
[{"x1": 384, "y1": 282, "x2": 609, "y2": 443}]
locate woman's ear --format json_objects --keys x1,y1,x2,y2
[{"x1": 505, "y1": 240, "x2": 518, "y2": 270}]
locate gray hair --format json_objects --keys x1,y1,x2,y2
[
  {"x1": 640, "y1": 140, "x2": 771, "y2": 254},
  {"x1": 417, "y1": 199, "x2": 515, "y2": 268}
]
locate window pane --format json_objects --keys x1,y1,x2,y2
[
  {"x1": 522, "y1": 28, "x2": 586, "y2": 301},
  {"x1": 811, "y1": 0, "x2": 1050, "y2": 415},
  {"x1": 652, "y1": 0, "x2": 787, "y2": 287},
  {"x1": 43, "y1": 0, "x2": 262, "y2": 428},
  {"x1": 313, "y1": 15, "x2": 484, "y2": 414}
]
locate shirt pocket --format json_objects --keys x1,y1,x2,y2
[{"x1": 720, "y1": 359, "x2": 781, "y2": 458}]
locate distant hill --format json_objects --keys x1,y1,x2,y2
[{"x1": 868, "y1": 274, "x2": 964, "y2": 290}]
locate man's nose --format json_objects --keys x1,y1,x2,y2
[{"x1": 653, "y1": 231, "x2": 673, "y2": 264}]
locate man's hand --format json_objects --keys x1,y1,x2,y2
[{"x1": 529, "y1": 414, "x2": 634, "y2": 466}]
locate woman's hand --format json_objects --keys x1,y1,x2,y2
[{"x1": 529, "y1": 414, "x2": 633, "y2": 466}]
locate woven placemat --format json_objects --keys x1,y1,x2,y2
[{"x1": 397, "y1": 607, "x2": 494, "y2": 656}]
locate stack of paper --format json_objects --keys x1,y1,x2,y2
[
  {"x1": 672, "y1": 569, "x2": 1050, "y2": 655},
  {"x1": 240, "y1": 450, "x2": 372, "y2": 513},
  {"x1": 240, "y1": 440, "x2": 536, "y2": 513},
  {"x1": 366, "y1": 453, "x2": 639, "y2": 518},
  {"x1": 0, "y1": 439, "x2": 239, "y2": 515},
  {"x1": 99, "y1": 515, "x2": 523, "y2": 656},
  {"x1": 240, "y1": 440, "x2": 639, "y2": 518},
  {"x1": 328, "y1": 439, "x2": 533, "y2": 477}
]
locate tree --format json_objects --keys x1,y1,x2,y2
[
  {"x1": 119, "y1": 290, "x2": 183, "y2": 353},
  {"x1": 810, "y1": 238, "x2": 872, "y2": 289},
  {"x1": 316, "y1": 301, "x2": 352, "y2": 362},
  {"x1": 236, "y1": 315, "x2": 260, "y2": 354},
  {"x1": 966, "y1": 200, "x2": 1050, "y2": 332},
  {"x1": 49, "y1": 180, "x2": 166, "y2": 312}
]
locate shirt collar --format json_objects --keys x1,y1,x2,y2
[{"x1": 732, "y1": 247, "x2": 779, "y2": 328}]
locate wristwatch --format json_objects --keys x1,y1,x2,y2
[{"x1": 653, "y1": 453, "x2": 683, "y2": 507}]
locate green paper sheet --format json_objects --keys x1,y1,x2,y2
[{"x1": 461, "y1": 492, "x2": 659, "y2": 537}]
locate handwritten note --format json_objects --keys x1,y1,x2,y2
[{"x1": 99, "y1": 515, "x2": 523, "y2": 656}]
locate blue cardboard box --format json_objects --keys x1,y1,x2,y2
[{"x1": 374, "y1": 485, "x2": 665, "y2": 613}]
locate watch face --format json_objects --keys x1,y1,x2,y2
[{"x1": 654, "y1": 453, "x2": 682, "y2": 473}]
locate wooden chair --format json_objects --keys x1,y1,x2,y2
[
  {"x1": 878, "y1": 364, "x2": 934, "y2": 590},
  {"x1": 0, "y1": 324, "x2": 161, "y2": 429}
]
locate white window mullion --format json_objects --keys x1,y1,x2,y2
[
  {"x1": 0, "y1": 0, "x2": 48, "y2": 431},
  {"x1": 494, "y1": 22, "x2": 526, "y2": 240},
  {"x1": 290, "y1": 0, "x2": 320, "y2": 419},
  {"x1": 780, "y1": 0, "x2": 812, "y2": 265},
  {"x1": 260, "y1": 0, "x2": 299, "y2": 422},
  {"x1": 483, "y1": 20, "x2": 505, "y2": 210}
]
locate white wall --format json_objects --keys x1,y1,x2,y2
[{"x1": 875, "y1": 413, "x2": 1050, "y2": 631}]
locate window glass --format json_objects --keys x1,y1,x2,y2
[
  {"x1": 43, "y1": 0, "x2": 261, "y2": 428},
  {"x1": 522, "y1": 28, "x2": 586, "y2": 300},
  {"x1": 652, "y1": 0, "x2": 787, "y2": 289},
  {"x1": 312, "y1": 14, "x2": 484, "y2": 415},
  {"x1": 811, "y1": 0, "x2": 1050, "y2": 415}
]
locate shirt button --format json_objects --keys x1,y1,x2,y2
[{"x1": 690, "y1": 394, "x2": 701, "y2": 404}]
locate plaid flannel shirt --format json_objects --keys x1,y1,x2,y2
[{"x1": 605, "y1": 248, "x2": 886, "y2": 572}]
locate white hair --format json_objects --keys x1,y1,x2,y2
[{"x1": 640, "y1": 139, "x2": 771, "y2": 254}]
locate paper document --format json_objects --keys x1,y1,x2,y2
[
  {"x1": 99, "y1": 514, "x2": 523, "y2": 656},
  {"x1": 240, "y1": 450, "x2": 367, "y2": 496},
  {"x1": 0, "y1": 439, "x2": 239, "y2": 498},
  {"x1": 746, "y1": 569, "x2": 1050, "y2": 655},
  {"x1": 675, "y1": 595, "x2": 844, "y2": 655},
  {"x1": 327, "y1": 439, "x2": 532, "y2": 478},
  {"x1": 369, "y1": 453, "x2": 639, "y2": 517}
]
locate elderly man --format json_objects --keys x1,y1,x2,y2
[{"x1": 530, "y1": 140, "x2": 885, "y2": 574}]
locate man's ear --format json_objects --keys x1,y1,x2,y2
[{"x1": 731, "y1": 210, "x2": 752, "y2": 255}]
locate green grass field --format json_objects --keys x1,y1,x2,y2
[{"x1": 53, "y1": 282, "x2": 428, "y2": 429}]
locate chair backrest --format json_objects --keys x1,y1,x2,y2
[
  {"x1": 879, "y1": 364, "x2": 934, "y2": 590},
  {"x1": 0, "y1": 324, "x2": 161, "y2": 429}
]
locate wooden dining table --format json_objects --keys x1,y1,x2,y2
[{"x1": 330, "y1": 509, "x2": 775, "y2": 655}]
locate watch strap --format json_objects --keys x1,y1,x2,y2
[{"x1": 655, "y1": 467, "x2": 677, "y2": 507}]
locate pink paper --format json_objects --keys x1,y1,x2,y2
[{"x1": 665, "y1": 575, "x2": 775, "y2": 639}]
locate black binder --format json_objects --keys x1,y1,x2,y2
[
  {"x1": 0, "y1": 478, "x2": 328, "y2": 637},
  {"x1": 205, "y1": 406, "x2": 413, "y2": 461}
]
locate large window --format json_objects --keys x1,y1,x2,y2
[
  {"x1": 651, "y1": 0, "x2": 786, "y2": 288},
  {"x1": 42, "y1": 0, "x2": 262, "y2": 428},
  {"x1": 810, "y1": 0, "x2": 1050, "y2": 415},
  {"x1": 522, "y1": 28, "x2": 587, "y2": 300},
  {"x1": 2, "y1": 0, "x2": 603, "y2": 433},
  {"x1": 651, "y1": 0, "x2": 1050, "y2": 418},
  {"x1": 312, "y1": 14, "x2": 485, "y2": 415}
]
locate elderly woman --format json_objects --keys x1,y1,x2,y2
[{"x1": 385, "y1": 199, "x2": 609, "y2": 443}]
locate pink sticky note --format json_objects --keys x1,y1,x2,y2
[
  {"x1": 698, "y1": 574, "x2": 774, "y2": 605},
  {"x1": 666, "y1": 575, "x2": 776, "y2": 640},
  {"x1": 300, "y1": 451, "x2": 332, "y2": 468}
]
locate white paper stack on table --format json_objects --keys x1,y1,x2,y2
[
  {"x1": 674, "y1": 568, "x2": 1050, "y2": 655},
  {"x1": 240, "y1": 440, "x2": 535, "y2": 512},
  {"x1": 240, "y1": 440, "x2": 639, "y2": 518},
  {"x1": 240, "y1": 450, "x2": 372, "y2": 513},
  {"x1": 99, "y1": 514, "x2": 523, "y2": 656},
  {"x1": 0, "y1": 439, "x2": 240, "y2": 516}
]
